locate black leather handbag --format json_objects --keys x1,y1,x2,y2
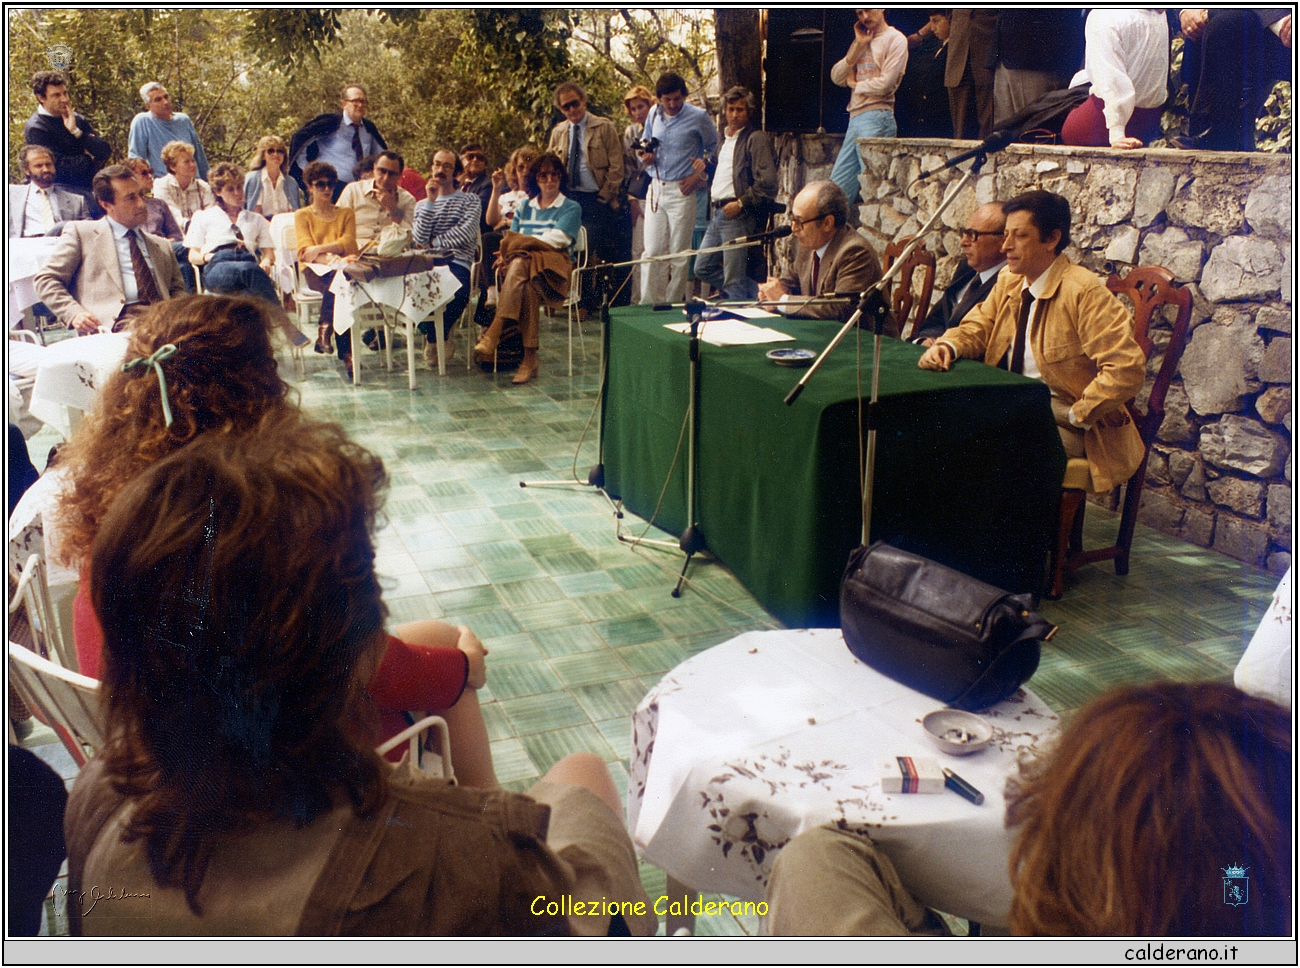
[{"x1": 840, "y1": 542, "x2": 1055, "y2": 711}]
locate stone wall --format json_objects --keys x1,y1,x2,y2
[{"x1": 772, "y1": 134, "x2": 1293, "y2": 575}]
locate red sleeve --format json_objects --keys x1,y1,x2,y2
[
  {"x1": 368, "y1": 634, "x2": 469, "y2": 713},
  {"x1": 73, "y1": 568, "x2": 103, "y2": 680}
]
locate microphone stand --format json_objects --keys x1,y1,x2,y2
[{"x1": 784, "y1": 154, "x2": 987, "y2": 545}]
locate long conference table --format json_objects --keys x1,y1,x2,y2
[{"x1": 602, "y1": 307, "x2": 1066, "y2": 628}]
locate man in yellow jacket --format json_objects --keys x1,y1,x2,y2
[{"x1": 919, "y1": 189, "x2": 1146, "y2": 493}]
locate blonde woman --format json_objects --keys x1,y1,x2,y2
[
  {"x1": 244, "y1": 135, "x2": 302, "y2": 218},
  {"x1": 153, "y1": 139, "x2": 214, "y2": 230}
]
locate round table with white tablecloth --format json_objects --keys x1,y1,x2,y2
[
  {"x1": 627, "y1": 628, "x2": 1060, "y2": 928},
  {"x1": 8, "y1": 236, "x2": 60, "y2": 327},
  {"x1": 14, "y1": 332, "x2": 130, "y2": 439}
]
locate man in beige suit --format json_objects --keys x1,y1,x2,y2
[
  {"x1": 35, "y1": 164, "x2": 185, "y2": 334},
  {"x1": 758, "y1": 180, "x2": 885, "y2": 326}
]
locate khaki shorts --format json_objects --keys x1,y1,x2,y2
[{"x1": 527, "y1": 781, "x2": 658, "y2": 937}]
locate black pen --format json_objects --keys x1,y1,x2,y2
[{"x1": 943, "y1": 767, "x2": 984, "y2": 805}]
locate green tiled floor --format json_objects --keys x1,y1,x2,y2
[{"x1": 23, "y1": 315, "x2": 1281, "y2": 937}]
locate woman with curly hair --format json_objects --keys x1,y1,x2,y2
[
  {"x1": 64, "y1": 422, "x2": 655, "y2": 935},
  {"x1": 54, "y1": 294, "x2": 496, "y2": 787},
  {"x1": 243, "y1": 134, "x2": 301, "y2": 218}
]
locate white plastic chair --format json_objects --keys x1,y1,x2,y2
[
  {"x1": 559, "y1": 226, "x2": 589, "y2": 376},
  {"x1": 8, "y1": 641, "x2": 102, "y2": 767},
  {"x1": 462, "y1": 234, "x2": 485, "y2": 372},
  {"x1": 373, "y1": 714, "x2": 455, "y2": 781},
  {"x1": 9, "y1": 553, "x2": 75, "y2": 671}
]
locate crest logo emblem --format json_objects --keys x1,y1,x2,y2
[
  {"x1": 45, "y1": 43, "x2": 74, "y2": 71},
  {"x1": 1222, "y1": 865, "x2": 1249, "y2": 907}
]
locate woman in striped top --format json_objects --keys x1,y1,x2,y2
[{"x1": 474, "y1": 152, "x2": 581, "y2": 384}]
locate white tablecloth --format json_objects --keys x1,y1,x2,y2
[
  {"x1": 8, "y1": 236, "x2": 60, "y2": 325},
  {"x1": 326, "y1": 264, "x2": 459, "y2": 335},
  {"x1": 22, "y1": 332, "x2": 130, "y2": 438},
  {"x1": 628, "y1": 628, "x2": 1060, "y2": 927}
]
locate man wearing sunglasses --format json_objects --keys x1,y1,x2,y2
[
  {"x1": 546, "y1": 81, "x2": 624, "y2": 314},
  {"x1": 288, "y1": 84, "x2": 388, "y2": 198},
  {"x1": 911, "y1": 202, "x2": 1006, "y2": 344}
]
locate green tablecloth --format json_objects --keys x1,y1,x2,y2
[{"x1": 603, "y1": 307, "x2": 1067, "y2": 627}]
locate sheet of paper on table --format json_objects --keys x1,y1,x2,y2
[{"x1": 662, "y1": 318, "x2": 796, "y2": 347}]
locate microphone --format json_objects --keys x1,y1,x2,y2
[
  {"x1": 731, "y1": 224, "x2": 792, "y2": 246},
  {"x1": 918, "y1": 128, "x2": 1014, "y2": 180}
]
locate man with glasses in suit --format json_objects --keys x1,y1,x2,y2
[{"x1": 289, "y1": 85, "x2": 387, "y2": 199}]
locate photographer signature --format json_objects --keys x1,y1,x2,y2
[{"x1": 53, "y1": 884, "x2": 151, "y2": 916}]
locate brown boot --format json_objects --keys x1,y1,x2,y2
[
  {"x1": 475, "y1": 315, "x2": 507, "y2": 361},
  {"x1": 512, "y1": 348, "x2": 538, "y2": 384},
  {"x1": 315, "y1": 322, "x2": 333, "y2": 354}
]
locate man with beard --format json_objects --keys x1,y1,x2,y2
[
  {"x1": 413, "y1": 149, "x2": 481, "y2": 364},
  {"x1": 8, "y1": 145, "x2": 88, "y2": 238}
]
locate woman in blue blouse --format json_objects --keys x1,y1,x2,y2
[{"x1": 474, "y1": 152, "x2": 581, "y2": 384}]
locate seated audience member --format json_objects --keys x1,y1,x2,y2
[
  {"x1": 184, "y1": 162, "x2": 278, "y2": 307},
  {"x1": 34, "y1": 165, "x2": 185, "y2": 334},
  {"x1": 23, "y1": 70, "x2": 111, "y2": 199},
  {"x1": 295, "y1": 162, "x2": 360, "y2": 363},
  {"x1": 65, "y1": 421, "x2": 655, "y2": 936},
  {"x1": 919, "y1": 189, "x2": 1146, "y2": 494},
  {"x1": 911, "y1": 202, "x2": 1006, "y2": 344},
  {"x1": 128, "y1": 82, "x2": 209, "y2": 179},
  {"x1": 695, "y1": 85, "x2": 777, "y2": 302},
  {"x1": 337, "y1": 148, "x2": 416, "y2": 247},
  {"x1": 399, "y1": 165, "x2": 428, "y2": 202},
  {"x1": 757, "y1": 180, "x2": 885, "y2": 325},
  {"x1": 412, "y1": 149, "x2": 481, "y2": 362},
  {"x1": 1061, "y1": 8, "x2": 1169, "y2": 149},
  {"x1": 353, "y1": 154, "x2": 378, "y2": 184},
  {"x1": 487, "y1": 146, "x2": 540, "y2": 232},
  {"x1": 474, "y1": 152, "x2": 582, "y2": 385},
  {"x1": 1177, "y1": 8, "x2": 1292, "y2": 152},
  {"x1": 9, "y1": 145, "x2": 89, "y2": 238},
  {"x1": 990, "y1": 10, "x2": 1086, "y2": 128},
  {"x1": 829, "y1": 9, "x2": 908, "y2": 207},
  {"x1": 243, "y1": 135, "x2": 301, "y2": 219},
  {"x1": 765, "y1": 681, "x2": 1291, "y2": 935},
  {"x1": 124, "y1": 156, "x2": 193, "y2": 293},
  {"x1": 458, "y1": 142, "x2": 494, "y2": 235},
  {"x1": 896, "y1": 10, "x2": 953, "y2": 138},
  {"x1": 153, "y1": 139, "x2": 215, "y2": 231},
  {"x1": 53, "y1": 295, "x2": 495, "y2": 785}
]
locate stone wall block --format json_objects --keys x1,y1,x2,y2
[
  {"x1": 1205, "y1": 476, "x2": 1266, "y2": 518},
  {"x1": 1267, "y1": 552, "x2": 1291, "y2": 575},
  {"x1": 1267, "y1": 484, "x2": 1292, "y2": 550},
  {"x1": 1200, "y1": 235, "x2": 1283, "y2": 303},
  {"x1": 1255, "y1": 387, "x2": 1292, "y2": 428},
  {"x1": 1180, "y1": 312, "x2": 1266, "y2": 415},
  {"x1": 1180, "y1": 458, "x2": 1209, "y2": 501},
  {"x1": 1168, "y1": 448, "x2": 1196, "y2": 487},
  {"x1": 1183, "y1": 283, "x2": 1216, "y2": 331},
  {"x1": 1104, "y1": 225, "x2": 1141, "y2": 264},
  {"x1": 1255, "y1": 305, "x2": 1292, "y2": 334},
  {"x1": 1083, "y1": 166, "x2": 1136, "y2": 225},
  {"x1": 1212, "y1": 514, "x2": 1271, "y2": 567},
  {"x1": 974, "y1": 174, "x2": 997, "y2": 205},
  {"x1": 1136, "y1": 226, "x2": 1204, "y2": 282},
  {"x1": 1146, "y1": 449, "x2": 1171, "y2": 486},
  {"x1": 859, "y1": 203, "x2": 880, "y2": 231},
  {"x1": 1158, "y1": 383, "x2": 1198, "y2": 447},
  {"x1": 1138, "y1": 488, "x2": 1184, "y2": 532},
  {"x1": 1243, "y1": 174, "x2": 1292, "y2": 241},
  {"x1": 1181, "y1": 505, "x2": 1216, "y2": 547},
  {"x1": 1133, "y1": 166, "x2": 1176, "y2": 227},
  {"x1": 1200, "y1": 415, "x2": 1290, "y2": 477},
  {"x1": 1166, "y1": 176, "x2": 1245, "y2": 238},
  {"x1": 1258, "y1": 337, "x2": 1292, "y2": 385}
]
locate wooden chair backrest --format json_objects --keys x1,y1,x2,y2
[
  {"x1": 9, "y1": 641, "x2": 102, "y2": 767},
  {"x1": 1106, "y1": 265, "x2": 1192, "y2": 445},
  {"x1": 882, "y1": 236, "x2": 936, "y2": 340}
]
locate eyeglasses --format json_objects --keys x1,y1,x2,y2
[
  {"x1": 560, "y1": 100, "x2": 582, "y2": 111},
  {"x1": 265, "y1": 148, "x2": 286, "y2": 155},
  {"x1": 345, "y1": 97, "x2": 369, "y2": 105},
  {"x1": 535, "y1": 171, "x2": 561, "y2": 181},
  {"x1": 960, "y1": 228, "x2": 1005, "y2": 241},
  {"x1": 789, "y1": 213, "x2": 827, "y2": 230},
  {"x1": 374, "y1": 166, "x2": 401, "y2": 177},
  {"x1": 463, "y1": 153, "x2": 486, "y2": 162},
  {"x1": 310, "y1": 180, "x2": 334, "y2": 189}
]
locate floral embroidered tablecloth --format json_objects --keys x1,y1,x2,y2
[
  {"x1": 327, "y1": 264, "x2": 459, "y2": 335},
  {"x1": 628, "y1": 628, "x2": 1059, "y2": 927},
  {"x1": 21, "y1": 331, "x2": 129, "y2": 439}
]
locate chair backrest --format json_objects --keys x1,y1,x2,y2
[
  {"x1": 9, "y1": 641, "x2": 103, "y2": 767},
  {"x1": 268, "y1": 213, "x2": 303, "y2": 297},
  {"x1": 1106, "y1": 265, "x2": 1192, "y2": 445},
  {"x1": 574, "y1": 224, "x2": 589, "y2": 270},
  {"x1": 374, "y1": 714, "x2": 454, "y2": 781},
  {"x1": 9, "y1": 553, "x2": 76, "y2": 671},
  {"x1": 882, "y1": 236, "x2": 936, "y2": 340}
]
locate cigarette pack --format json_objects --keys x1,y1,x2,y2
[{"x1": 879, "y1": 756, "x2": 944, "y2": 794}]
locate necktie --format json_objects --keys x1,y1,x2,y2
[
  {"x1": 37, "y1": 188, "x2": 55, "y2": 233},
  {"x1": 129, "y1": 231, "x2": 164, "y2": 307},
  {"x1": 568, "y1": 123, "x2": 581, "y2": 184},
  {"x1": 812, "y1": 253, "x2": 821, "y2": 294},
  {"x1": 351, "y1": 123, "x2": 363, "y2": 161},
  {"x1": 1009, "y1": 288, "x2": 1034, "y2": 374}
]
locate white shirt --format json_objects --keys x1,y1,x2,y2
[
  {"x1": 107, "y1": 216, "x2": 157, "y2": 306},
  {"x1": 711, "y1": 130, "x2": 740, "y2": 204},
  {"x1": 1017, "y1": 274, "x2": 1046, "y2": 383},
  {"x1": 258, "y1": 169, "x2": 292, "y2": 218},
  {"x1": 1068, "y1": 9, "x2": 1168, "y2": 143},
  {"x1": 959, "y1": 260, "x2": 1006, "y2": 304},
  {"x1": 22, "y1": 185, "x2": 56, "y2": 237},
  {"x1": 183, "y1": 206, "x2": 273, "y2": 257}
]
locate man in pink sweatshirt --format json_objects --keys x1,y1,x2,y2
[{"x1": 829, "y1": 9, "x2": 908, "y2": 207}]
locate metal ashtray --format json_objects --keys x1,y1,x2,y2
[{"x1": 922, "y1": 709, "x2": 994, "y2": 755}]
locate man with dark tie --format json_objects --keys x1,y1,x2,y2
[
  {"x1": 910, "y1": 201, "x2": 1006, "y2": 344},
  {"x1": 8, "y1": 146, "x2": 88, "y2": 238},
  {"x1": 918, "y1": 189, "x2": 1146, "y2": 495},
  {"x1": 288, "y1": 84, "x2": 387, "y2": 199},
  {"x1": 34, "y1": 165, "x2": 185, "y2": 335}
]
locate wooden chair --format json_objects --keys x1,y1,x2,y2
[
  {"x1": 882, "y1": 235, "x2": 936, "y2": 341},
  {"x1": 9, "y1": 641, "x2": 102, "y2": 767},
  {"x1": 1047, "y1": 265, "x2": 1192, "y2": 598}
]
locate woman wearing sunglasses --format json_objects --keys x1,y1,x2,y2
[
  {"x1": 295, "y1": 161, "x2": 360, "y2": 360},
  {"x1": 243, "y1": 135, "x2": 301, "y2": 219}
]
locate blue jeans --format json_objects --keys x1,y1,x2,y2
[
  {"x1": 694, "y1": 208, "x2": 758, "y2": 300},
  {"x1": 203, "y1": 249, "x2": 279, "y2": 305},
  {"x1": 830, "y1": 108, "x2": 897, "y2": 206},
  {"x1": 171, "y1": 241, "x2": 196, "y2": 293}
]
